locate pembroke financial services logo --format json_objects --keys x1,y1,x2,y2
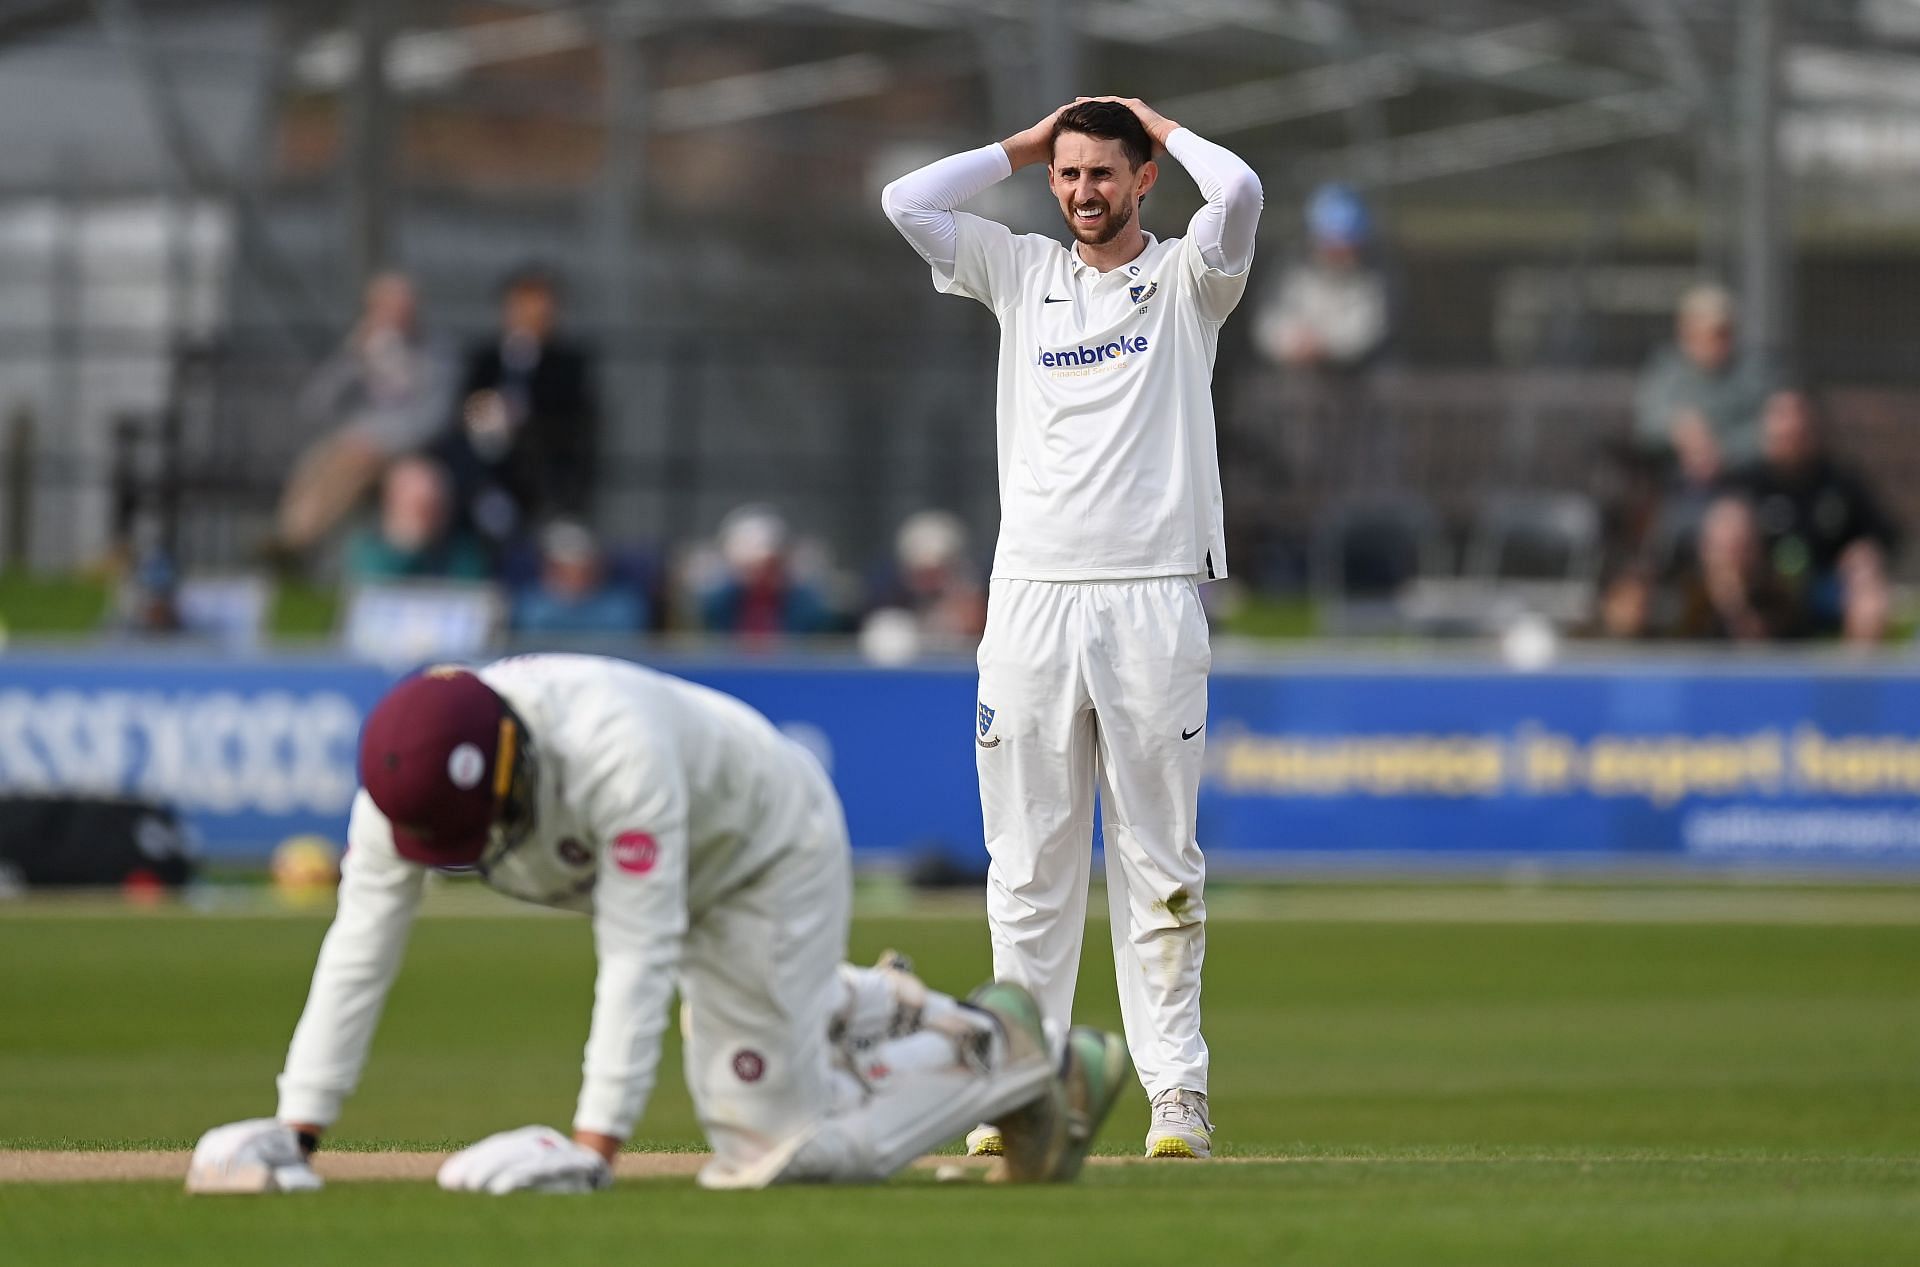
[{"x1": 1034, "y1": 333, "x2": 1150, "y2": 371}]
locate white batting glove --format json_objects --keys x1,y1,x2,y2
[
  {"x1": 437, "y1": 1125, "x2": 612, "y2": 1195},
  {"x1": 186, "y1": 1119, "x2": 324, "y2": 1194}
]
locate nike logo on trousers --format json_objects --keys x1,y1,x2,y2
[{"x1": 1182, "y1": 725, "x2": 1204, "y2": 741}]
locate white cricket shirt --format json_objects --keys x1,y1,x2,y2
[
  {"x1": 275, "y1": 654, "x2": 835, "y2": 1141},
  {"x1": 883, "y1": 128, "x2": 1262, "y2": 582}
]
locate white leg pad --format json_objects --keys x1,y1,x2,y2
[{"x1": 705, "y1": 1028, "x2": 1053, "y2": 1187}]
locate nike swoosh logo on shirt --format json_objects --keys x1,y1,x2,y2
[
  {"x1": 1182, "y1": 725, "x2": 1205, "y2": 741},
  {"x1": 1043, "y1": 294, "x2": 1069, "y2": 304}
]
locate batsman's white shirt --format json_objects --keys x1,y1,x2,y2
[
  {"x1": 275, "y1": 653, "x2": 845, "y2": 1145},
  {"x1": 882, "y1": 128, "x2": 1260, "y2": 583}
]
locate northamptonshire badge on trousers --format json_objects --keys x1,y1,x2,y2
[{"x1": 977, "y1": 702, "x2": 1000, "y2": 749}]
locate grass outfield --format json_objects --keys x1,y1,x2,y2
[{"x1": 3, "y1": 887, "x2": 1919, "y2": 1263}]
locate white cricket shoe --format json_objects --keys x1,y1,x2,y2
[
  {"x1": 1143, "y1": 1088, "x2": 1213, "y2": 1159},
  {"x1": 964, "y1": 1124, "x2": 1003, "y2": 1157}
]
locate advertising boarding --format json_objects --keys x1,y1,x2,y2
[{"x1": 1, "y1": 652, "x2": 1918, "y2": 866}]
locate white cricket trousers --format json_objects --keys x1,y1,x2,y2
[{"x1": 976, "y1": 575, "x2": 1210, "y2": 1098}]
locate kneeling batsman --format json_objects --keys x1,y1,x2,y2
[{"x1": 190, "y1": 654, "x2": 1128, "y2": 1194}]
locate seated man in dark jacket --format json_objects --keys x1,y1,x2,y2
[
  {"x1": 1724, "y1": 388, "x2": 1897, "y2": 644},
  {"x1": 437, "y1": 267, "x2": 599, "y2": 552}
]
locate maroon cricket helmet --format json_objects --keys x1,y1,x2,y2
[{"x1": 358, "y1": 668, "x2": 522, "y2": 868}]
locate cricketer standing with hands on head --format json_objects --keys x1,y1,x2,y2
[{"x1": 882, "y1": 97, "x2": 1262, "y2": 1158}]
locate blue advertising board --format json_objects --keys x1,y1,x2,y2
[
  {"x1": 2, "y1": 651, "x2": 1919, "y2": 867},
  {"x1": 1198, "y1": 665, "x2": 1920, "y2": 867},
  {"x1": 0, "y1": 655, "x2": 393, "y2": 853}
]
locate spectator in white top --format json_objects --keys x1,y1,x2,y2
[{"x1": 1253, "y1": 183, "x2": 1390, "y2": 376}]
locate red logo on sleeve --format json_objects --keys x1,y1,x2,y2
[{"x1": 613, "y1": 831, "x2": 658, "y2": 875}]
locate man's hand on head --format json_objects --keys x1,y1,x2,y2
[
  {"x1": 1001, "y1": 103, "x2": 1073, "y2": 172},
  {"x1": 1076, "y1": 96, "x2": 1181, "y2": 151}
]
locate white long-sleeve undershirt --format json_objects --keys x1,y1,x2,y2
[
  {"x1": 880, "y1": 143, "x2": 1011, "y2": 276},
  {"x1": 1165, "y1": 128, "x2": 1262, "y2": 276}
]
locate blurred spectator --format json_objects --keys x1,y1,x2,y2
[
  {"x1": 1675, "y1": 495, "x2": 1807, "y2": 642},
  {"x1": 271, "y1": 272, "x2": 457, "y2": 558},
  {"x1": 1634, "y1": 284, "x2": 1772, "y2": 469},
  {"x1": 1634, "y1": 403, "x2": 1733, "y2": 576},
  {"x1": 863, "y1": 510, "x2": 986, "y2": 641},
  {"x1": 1596, "y1": 560, "x2": 1657, "y2": 641},
  {"x1": 436, "y1": 267, "x2": 599, "y2": 552},
  {"x1": 1592, "y1": 435, "x2": 1719, "y2": 641},
  {"x1": 344, "y1": 456, "x2": 491, "y2": 582},
  {"x1": 511, "y1": 520, "x2": 648, "y2": 636},
  {"x1": 116, "y1": 535, "x2": 182, "y2": 634},
  {"x1": 692, "y1": 505, "x2": 834, "y2": 639},
  {"x1": 1603, "y1": 390, "x2": 1898, "y2": 646},
  {"x1": 1724, "y1": 389, "x2": 1897, "y2": 644},
  {"x1": 1252, "y1": 184, "x2": 1390, "y2": 376}
]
